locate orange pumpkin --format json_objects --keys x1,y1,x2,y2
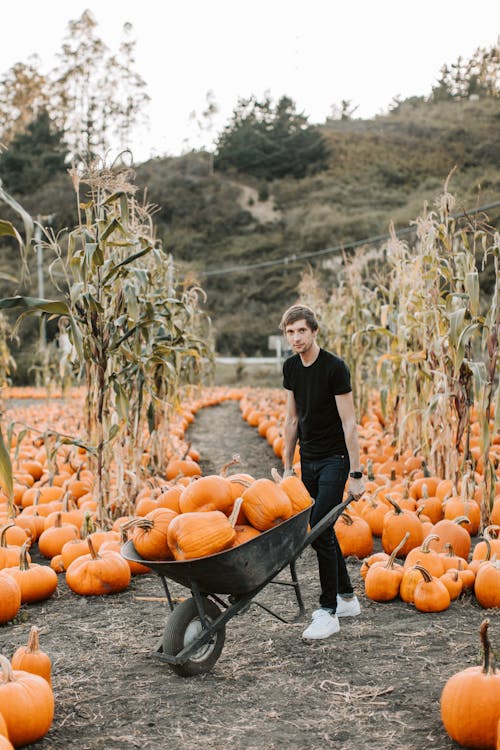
[
  {"x1": 381, "y1": 497, "x2": 424, "y2": 557},
  {"x1": 66, "y1": 538, "x2": 131, "y2": 595},
  {"x1": 179, "y1": 475, "x2": 233, "y2": 515},
  {"x1": 404, "y1": 534, "x2": 445, "y2": 578},
  {"x1": 3, "y1": 542, "x2": 58, "y2": 604},
  {"x1": 241, "y1": 479, "x2": 293, "y2": 531},
  {"x1": 334, "y1": 512, "x2": 373, "y2": 559},
  {"x1": 441, "y1": 620, "x2": 500, "y2": 749},
  {"x1": 0, "y1": 571, "x2": 21, "y2": 625},
  {"x1": 428, "y1": 516, "x2": 471, "y2": 560},
  {"x1": 364, "y1": 533, "x2": 409, "y2": 601},
  {"x1": 474, "y1": 559, "x2": 500, "y2": 609},
  {"x1": 0, "y1": 655, "x2": 54, "y2": 748},
  {"x1": 130, "y1": 508, "x2": 177, "y2": 560},
  {"x1": 38, "y1": 513, "x2": 79, "y2": 559},
  {"x1": 412, "y1": 564, "x2": 451, "y2": 613},
  {"x1": 11, "y1": 625, "x2": 51, "y2": 684},
  {"x1": 270, "y1": 468, "x2": 313, "y2": 514},
  {"x1": 167, "y1": 510, "x2": 236, "y2": 560}
]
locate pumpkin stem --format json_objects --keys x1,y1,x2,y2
[
  {"x1": 420, "y1": 533, "x2": 440, "y2": 552},
  {"x1": 385, "y1": 495, "x2": 403, "y2": 514},
  {"x1": 271, "y1": 467, "x2": 282, "y2": 484},
  {"x1": 0, "y1": 654, "x2": 14, "y2": 684},
  {"x1": 413, "y1": 563, "x2": 433, "y2": 583},
  {"x1": 86, "y1": 537, "x2": 99, "y2": 560},
  {"x1": 220, "y1": 454, "x2": 241, "y2": 477},
  {"x1": 0, "y1": 522, "x2": 15, "y2": 547},
  {"x1": 26, "y1": 625, "x2": 40, "y2": 654},
  {"x1": 228, "y1": 497, "x2": 243, "y2": 528},
  {"x1": 453, "y1": 515, "x2": 471, "y2": 527},
  {"x1": 19, "y1": 541, "x2": 31, "y2": 571},
  {"x1": 340, "y1": 512, "x2": 354, "y2": 526},
  {"x1": 480, "y1": 619, "x2": 496, "y2": 675},
  {"x1": 385, "y1": 532, "x2": 410, "y2": 567}
]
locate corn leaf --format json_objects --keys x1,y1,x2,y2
[
  {"x1": 0, "y1": 296, "x2": 70, "y2": 315},
  {"x1": 0, "y1": 426, "x2": 13, "y2": 503},
  {"x1": 465, "y1": 271, "x2": 480, "y2": 316},
  {"x1": 455, "y1": 322, "x2": 482, "y2": 372}
]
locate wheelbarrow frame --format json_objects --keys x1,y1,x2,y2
[{"x1": 121, "y1": 494, "x2": 354, "y2": 675}]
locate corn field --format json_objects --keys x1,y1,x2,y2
[{"x1": 299, "y1": 178, "x2": 499, "y2": 526}]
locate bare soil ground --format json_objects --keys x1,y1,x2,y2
[{"x1": 1, "y1": 400, "x2": 498, "y2": 750}]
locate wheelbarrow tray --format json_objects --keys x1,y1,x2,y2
[{"x1": 121, "y1": 504, "x2": 312, "y2": 596}]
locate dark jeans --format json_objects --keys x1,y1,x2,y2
[{"x1": 300, "y1": 455, "x2": 353, "y2": 613}]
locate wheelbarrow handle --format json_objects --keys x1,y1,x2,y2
[{"x1": 299, "y1": 493, "x2": 356, "y2": 554}]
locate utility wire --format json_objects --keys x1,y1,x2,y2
[{"x1": 199, "y1": 199, "x2": 500, "y2": 278}]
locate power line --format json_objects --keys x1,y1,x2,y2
[{"x1": 199, "y1": 199, "x2": 500, "y2": 278}]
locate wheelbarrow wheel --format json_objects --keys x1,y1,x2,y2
[{"x1": 162, "y1": 597, "x2": 225, "y2": 677}]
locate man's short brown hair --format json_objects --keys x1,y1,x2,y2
[{"x1": 279, "y1": 304, "x2": 319, "y2": 332}]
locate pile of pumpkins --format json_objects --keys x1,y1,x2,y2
[{"x1": 127, "y1": 466, "x2": 312, "y2": 562}]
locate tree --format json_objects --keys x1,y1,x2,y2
[
  {"x1": 0, "y1": 110, "x2": 68, "y2": 195},
  {"x1": 214, "y1": 95, "x2": 329, "y2": 180},
  {"x1": 431, "y1": 40, "x2": 500, "y2": 101},
  {"x1": 51, "y1": 10, "x2": 150, "y2": 160},
  {"x1": 0, "y1": 59, "x2": 50, "y2": 145}
]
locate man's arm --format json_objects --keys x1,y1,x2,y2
[
  {"x1": 283, "y1": 390, "x2": 299, "y2": 476},
  {"x1": 335, "y1": 391, "x2": 365, "y2": 499}
]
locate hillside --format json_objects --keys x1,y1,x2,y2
[{"x1": 1, "y1": 96, "x2": 499, "y2": 378}]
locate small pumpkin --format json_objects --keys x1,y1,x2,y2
[
  {"x1": 0, "y1": 654, "x2": 54, "y2": 748},
  {"x1": 364, "y1": 532, "x2": 409, "y2": 602},
  {"x1": 334, "y1": 512, "x2": 373, "y2": 559},
  {"x1": 0, "y1": 571, "x2": 22, "y2": 625},
  {"x1": 439, "y1": 568, "x2": 464, "y2": 601},
  {"x1": 381, "y1": 497, "x2": 424, "y2": 557},
  {"x1": 129, "y1": 507, "x2": 177, "y2": 560},
  {"x1": 412, "y1": 564, "x2": 451, "y2": 613},
  {"x1": 38, "y1": 513, "x2": 79, "y2": 559},
  {"x1": 474, "y1": 558, "x2": 500, "y2": 609},
  {"x1": 441, "y1": 619, "x2": 500, "y2": 749},
  {"x1": 270, "y1": 468, "x2": 313, "y2": 514},
  {"x1": 404, "y1": 534, "x2": 445, "y2": 577},
  {"x1": 3, "y1": 542, "x2": 58, "y2": 604},
  {"x1": 428, "y1": 516, "x2": 471, "y2": 560},
  {"x1": 66, "y1": 537, "x2": 131, "y2": 595},
  {"x1": 399, "y1": 565, "x2": 425, "y2": 604},
  {"x1": 11, "y1": 625, "x2": 51, "y2": 684}
]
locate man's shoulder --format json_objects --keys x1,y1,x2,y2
[
  {"x1": 283, "y1": 353, "x2": 300, "y2": 371},
  {"x1": 320, "y1": 349, "x2": 348, "y2": 369}
]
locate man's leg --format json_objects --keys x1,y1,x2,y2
[{"x1": 303, "y1": 456, "x2": 351, "y2": 612}]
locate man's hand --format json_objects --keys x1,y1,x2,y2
[{"x1": 348, "y1": 476, "x2": 365, "y2": 500}]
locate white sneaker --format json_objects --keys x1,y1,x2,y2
[
  {"x1": 336, "y1": 595, "x2": 361, "y2": 618},
  {"x1": 302, "y1": 610, "x2": 340, "y2": 639}
]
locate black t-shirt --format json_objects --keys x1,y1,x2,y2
[{"x1": 283, "y1": 348, "x2": 351, "y2": 460}]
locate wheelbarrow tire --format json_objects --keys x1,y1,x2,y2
[{"x1": 162, "y1": 597, "x2": 225, "y2": 677}]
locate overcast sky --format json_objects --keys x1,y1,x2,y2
[{"x1": 2, "y1": 0, "x2": 500, "y2": 162}]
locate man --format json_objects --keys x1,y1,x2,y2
[{"x1": 280, "y1": 304, "x2": 365, "y2": 639}]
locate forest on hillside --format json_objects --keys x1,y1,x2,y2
[{"x1": 0, "y1": 13, "x2": 499, "y2": 380}]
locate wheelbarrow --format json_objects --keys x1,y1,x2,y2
[{"x1": 121, "y1": 494, "x2": 354, "y2": 677}]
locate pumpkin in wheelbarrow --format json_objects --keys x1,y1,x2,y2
[
  {"x1": 241, "y1": 478, "x2": 293, "y2": 531},
  {"x1": 178, "y1": 475, "x2": 233, "y2": 515},
  {"x1": 167, "y1": 510, "x2": 236, "y2": 560}
]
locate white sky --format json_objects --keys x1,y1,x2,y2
[{"x1": 3, "y1": 0, "x2": 500, "y2": 162}]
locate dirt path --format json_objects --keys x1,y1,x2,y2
[{"x1": 0, "y1": 401, "x2": 495, "y2": 750}]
